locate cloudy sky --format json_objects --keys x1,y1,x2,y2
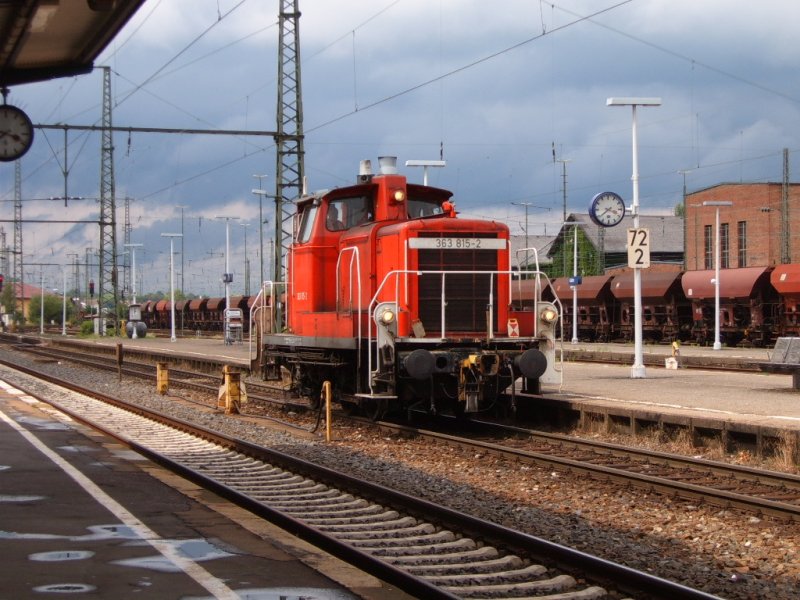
[{"x1": 3, "y1": 0, "x2": 800, "y2": 297}]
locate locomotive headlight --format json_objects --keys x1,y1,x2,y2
[
  {"x1": 392, "y1": 189, "x2": 406, "y2": 202},
  {"x1": 374, "y1": 302, "x2": 398, "y2": 331},
  {"x1": 540, "y1": 305, "x2": 558, "y2": 323}
]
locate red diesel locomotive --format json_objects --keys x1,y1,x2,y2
[{"x1": 256, "y1": 157, "x2": 561, "y2": 418}]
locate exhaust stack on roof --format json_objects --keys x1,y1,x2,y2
[{"x1": 378, "y1": 156, "x2": 398, "y2": 175}]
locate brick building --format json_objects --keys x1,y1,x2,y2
[{"x1": 684, "y1": 183, "x2": 798, "y2": 270}]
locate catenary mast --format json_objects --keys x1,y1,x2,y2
[
  {"x1": 13, "y1": 160, "x2": 22, "y2": 322},
  {"x1": 273, "y1": 0, "x2": 305, "y2": 283},
  {"x1": 98, "y1": 66, "x2": 118, "y2": 333}
]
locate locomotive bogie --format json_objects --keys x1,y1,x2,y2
[{"x1": 259, "y1": 339, "x2": 551, "y2": 418}]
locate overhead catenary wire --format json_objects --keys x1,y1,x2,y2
[{"x1": 9, "y1": 0, "x2": 800, "y2": 296}]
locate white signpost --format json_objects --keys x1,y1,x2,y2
[{"x1": 627, "y1": 228, "x2": 650, "y2": 269}]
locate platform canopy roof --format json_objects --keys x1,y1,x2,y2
[{"x1": 0, "y1": 0, "x2": 146, "y2": 87}]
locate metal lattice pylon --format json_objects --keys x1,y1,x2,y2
[
  {"x1": 98, "y1": 66, "x2": 118, "y2": 332},
  {"x1": 0, "y1": 228, "x2": 7, "y2": 278},
  {"x1": 122, "y1": 195, "x2": 131, "y2": 299},
  {"x1": 273, "y1": 0, "x2": 305, "y2": 283},
  {"x1": 13, "y1": 160, "x2": 22, "y2": 322}
]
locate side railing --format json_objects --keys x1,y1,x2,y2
[
  {"x1": 248, "y1": 280, "x2": 286, "y2": 363},
  {"x1": 336, "y1": 246, "x2": 363, "y2": 375},
  {"x1": 513, "y1": 245, "x2": 566, "y2": 348}
]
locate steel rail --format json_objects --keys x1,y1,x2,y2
[
  {"x1": 12, "y1": 336, "x2": 798, "y2": 520},
  {"x1": 381, "y1": 417, "x2": 800, "y2": 521}
]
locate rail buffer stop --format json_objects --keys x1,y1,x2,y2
[{"x1": 760, "y1": 337, "x2": 800, "y2": 390}]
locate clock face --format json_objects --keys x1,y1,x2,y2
[
  {"x1": 589, "y1": 191, "x2": 625, "y2": 227},
  {"x1": 0, "y1": 105, "x2": 34, "y2": 162}
]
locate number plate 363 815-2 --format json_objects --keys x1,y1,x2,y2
[{"x1": 408, "y1": 237, "x2": 506, "y2": 250}]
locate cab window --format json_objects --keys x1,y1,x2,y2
[{"x1": 297, "y1": 203, "x2": 318, "y2": 243}]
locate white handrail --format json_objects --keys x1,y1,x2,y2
[
  {"x1": 365, "y1": 268, "x2": 558, "y2": 394},
  {"x1": 335, "y1": 247, "x2": 361, "y2": 317},
  {"x1": 248, "y1": 283, "x2": 267, "y2": 361},
  {"x1": 336, "y1": 247, "x2": 363, "y2": 384},
  {"x1": 248, "y1": 280, "x2": 286, "y2": 362}
]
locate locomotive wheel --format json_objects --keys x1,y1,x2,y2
[
  {"x1": 309, "y1": 385, "x2": 322, "y2": 410},
  {"x1": 497, "y1": 394, "x2": 515, "y2": 419},
  {"x1": 452, "y1": 399, "x2": 466, "y2": 419},
  {"x1": 363, "y1": 397, "x2": 388, "y2": 421},
  {"x1": 340, "y1": 400, "x2": 359, "y2": 415}
]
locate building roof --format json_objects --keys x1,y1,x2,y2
[
  {"x1": 509, "y1": 234, "x2": 556, "y2": 269},
  {"x1": 687, "y1": 181, "x2": 800, "y2": 195},
  {"x1": 547, "y1": 213, "x2": 684, "y2": 261},
  {"x1": 10, "y1": 281, "x2": 53, "y2": 300}
]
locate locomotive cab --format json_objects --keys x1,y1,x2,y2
[{"x1": 262, "y1": 157, "x2": 561, "y2": 419}]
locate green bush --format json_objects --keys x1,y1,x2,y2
[{"x1": 79, "y1": 320, "x2": 95, "y2": 337}]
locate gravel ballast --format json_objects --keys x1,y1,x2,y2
[{"x1": 1, "y1": 346, "x2": 798, "y2": 599}]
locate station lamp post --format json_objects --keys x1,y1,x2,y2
[
  {"x1": 405, "y1": 159, "x2": 446, "y2": 186},
  {"x1": 40, "y1": 267, "x2": 45, "y2": 335},
  {"x1": 703, "y1": 200, "x2": 733, "y2": 350},
  {"x1": 215, "y1": 215, "x2": 240, "y2": 343},
  {"x1": 569, "y1": 222, "x2": 579, "y2": 344},
  {"x1": 123, "y1": 243, "x2": 143, "y2": 339},
  {"x1": 607, "y1": 96, "x2": 661, "y2": 379},
  {"x1": 160, "y1": 234, "x2": 182, "y2": 342},
  {"x1": 61, "y1": 270, "x2": 67, "y2": 336},
  {"x1": 240, "y1": 222, "x2": 251, "y2": 295},
  {"x1": 252, "y1": 174, "x2": 269, "y2": 287}
]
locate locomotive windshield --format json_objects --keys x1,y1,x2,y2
[
  {"x1": 407, "y1": 198, "x2": 444, "y2": 219},
  {"x1": 327, "y1": 195, "x2": 373, "y2": 230},
  {"x1": 406, "y1": 187, "x2": 450, "y2": 219}
]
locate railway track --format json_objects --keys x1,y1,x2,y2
[
  {"x1": 12, "y1": 336, "x2": 800, "y2": 522},
  {"x1": 388, "y1": 416, "x2": 800, "y2": 522},
  {"x1": 11, "y1": 341, "x2": 308, "y2": 410},
  {"x1": 0, "y1": 360, "x2": 721, "y2": 600}
]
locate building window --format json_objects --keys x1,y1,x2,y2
[
  {"x1": 737, "y1": 221, "x2": 747, "y2": 267},
  {"x1": 721, "y1": 222, "x2": 730, "y2": 269},
  {"x1": 704, "y1": 224, "x2": 713, "y2": 270}
]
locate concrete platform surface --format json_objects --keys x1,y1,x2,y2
[
  {"x1": 546, "y1": 359, "x2": 800, "y2": 431},
  {"x1": 0, "y1": 379, "x2": 410, "y2": 600}
]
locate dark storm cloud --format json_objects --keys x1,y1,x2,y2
[{"x1": 5, "y1": 0, "x2": 800, "y2": 294}]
